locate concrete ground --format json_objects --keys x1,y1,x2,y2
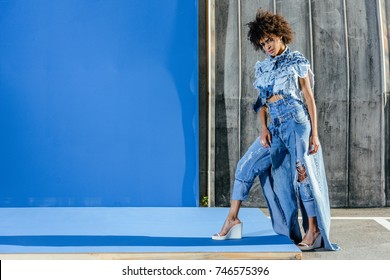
[{"x1": 260, "y1": 207, "x2": 390, "y2": 260}]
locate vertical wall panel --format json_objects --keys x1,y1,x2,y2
[
  {"x1": 199, "y1": 0, "x2": 208, "y2": 204},
  {"x1": 0, "y1": 0, "x2": 199, "y2": 207},
  {"x1": 383, "y1": 0, "x2": 390, "y2": 206},
  {"x1": 312, "y1": 0, "x2": 349, "y2": 206},
  {"x1": 214, "y1": 0, "x2": 240, "y2": 206},
  {"x1": 276, "y1": 0, "x2": 311, "y2": 59},
  {"x1": 346, "y1": 0, "x2": 384, "y2": 206}
]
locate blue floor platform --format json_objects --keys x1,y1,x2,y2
[{"x1": 0, "y1": 207, "x2": 301, "y2": 259}]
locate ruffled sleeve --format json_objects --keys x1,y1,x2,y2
[
  {"x1": 254, "y1": 61, "x2": 263, "y2": 79},
  {"x1": 252, "y1": 95, "x2": 263, "y2": 113},
  {"x1": 291, "y1": 51, "x2": 314, "y2": 90}
]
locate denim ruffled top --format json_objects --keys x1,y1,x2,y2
[{"x1": 252, "y1": 46, "x2": 314, "y2": 112}]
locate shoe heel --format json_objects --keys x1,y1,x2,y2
[
  {"x1": 313, "y1": 234, "x2": 322, "y2": 249},
  {"x1": 226, "y1": 223, "x2": 242, "y2": 239}
]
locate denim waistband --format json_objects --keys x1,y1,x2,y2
[
  {"x1": 269, "y1": 110, "x2": 298, "y2": 126},
  {"x1": 267, "y1": 97, "x2": 306, "y2": 125}
]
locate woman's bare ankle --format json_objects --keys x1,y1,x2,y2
[
  {"x1": 215, "y1": 218, "x2": 241, "y2": 236},
  {"x1": 226, "y1": 217, "x2": 241, "y2": 224}
]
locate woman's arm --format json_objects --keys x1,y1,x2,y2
[
  {"x1": 299, "y1": 74, "x2": 320, "y2": 154},
  {"x1": 259, "y1": 105, "x2": 271, "y2": 147}
]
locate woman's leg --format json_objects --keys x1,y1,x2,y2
[
  {"x1": 300, "y1": 217, "x2": 320, "y2": 245},
  {"x1": 288, "y1": 111, "x2": 321, "y2": 247},
  {"x1": 213, "y1": 137, "x2": 271, "y2": 237},
  {"x1": 296, "y1": 163, "x2": 320, "y2": 246},
  {"x1": 213, "y1": 200, "x2": 242, "y2": 237}
]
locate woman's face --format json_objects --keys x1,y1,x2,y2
[{"x1": 259, "y1": 35, "x2": 285, "y2": 57}]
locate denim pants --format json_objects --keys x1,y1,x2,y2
[
  {"x1": 231, "y1": 138, "x2": 271, "y2": 201},
  {"x1": 231, "y1": 136, "x2": 302, "y2": 242},
  {"x1": 267, "y1": 97, "x2": 316, "y2": 218}
]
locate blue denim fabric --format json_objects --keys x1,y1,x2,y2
[
  {"x1": 231, "y1": 138, "x2": 271, "y2": 201},
  {"x1": 252, "y1": 46, "x2": 314, "y2": 113},
  {"x1": 231, "y1": 137, "x2": 301, "y2": 242},
  {"x1": 268, "y1": 98, "x2": 316, "y2": 216},
  {"x1": 267, "y1": 96, "x2": 339, "y2": 251},
  {"x1": 299, "y1": 181, "x2": 316, "y2": 217}
]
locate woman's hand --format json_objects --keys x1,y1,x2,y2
[
  {"x1": 260, "y1": 128, "x2": 272, "y2": 148},
  {"x1": 309, "y1": 135, "x2": 320, "y2": 154}
]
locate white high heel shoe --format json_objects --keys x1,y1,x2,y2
[
  {"x1": 212, "y1": 223, "x2": 242, "y2": 240},
  {"x1": 298, "y1": 234, "x2": 322, "y2": 251}
]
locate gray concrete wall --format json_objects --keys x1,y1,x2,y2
[
  {"x1": 214, "y1": 0, "x2": 241, "y2": 206},
  {"x1": 198, "y1": 0, "x2": 208, "y2": 205},
  {"x1": 346, "y1": 0, "x2": 384, "y2": 206},
  {"x1": 311, "y1": 0, "x2": 349, "y2": 207},
  {"x1": 383, "y1": 0, "x2": 390, "y2": 207},
  {"x1": 208, "y1": 0, "x2": 389, "y2": 207}
]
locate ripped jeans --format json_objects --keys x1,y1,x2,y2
[
  {"x1": 267, "y1": 97, "x2": 316, "y2": 218},
  {"x1": 231, "y1": 139, "x2": 271, "y2": 201},
  {"x1": 231, "y1": 137, "x2": 298, "y2": 240}
]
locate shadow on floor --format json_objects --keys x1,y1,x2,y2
[{"x1": 0, "y1": 235, "x2": 290, "y2": 247}]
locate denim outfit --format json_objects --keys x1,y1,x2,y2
[
  {"x1": 231, "y1": 46, "x2": 339, "y2": 250},
  {"x1": 231, "y1": 137, "x2": 300, "y2": 241}
]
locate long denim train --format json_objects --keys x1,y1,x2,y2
[
  {"x1": 267, "y1": 96, "x2": 339, "y2": 250},
  {"x1": 231, "y1": 97, "x2": 339, "y2": 250}
]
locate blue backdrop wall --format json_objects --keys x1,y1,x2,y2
[{"x1": 0, "y1": 0, "x2": 199, "y2": 207}]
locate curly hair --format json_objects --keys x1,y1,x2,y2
[{"x1": 246, "y1": 8, "x2": 293, "y2": 52}]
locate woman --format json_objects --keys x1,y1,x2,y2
[{"x1": 213, "y1": 8, "x2": 339, "y2": 251}]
